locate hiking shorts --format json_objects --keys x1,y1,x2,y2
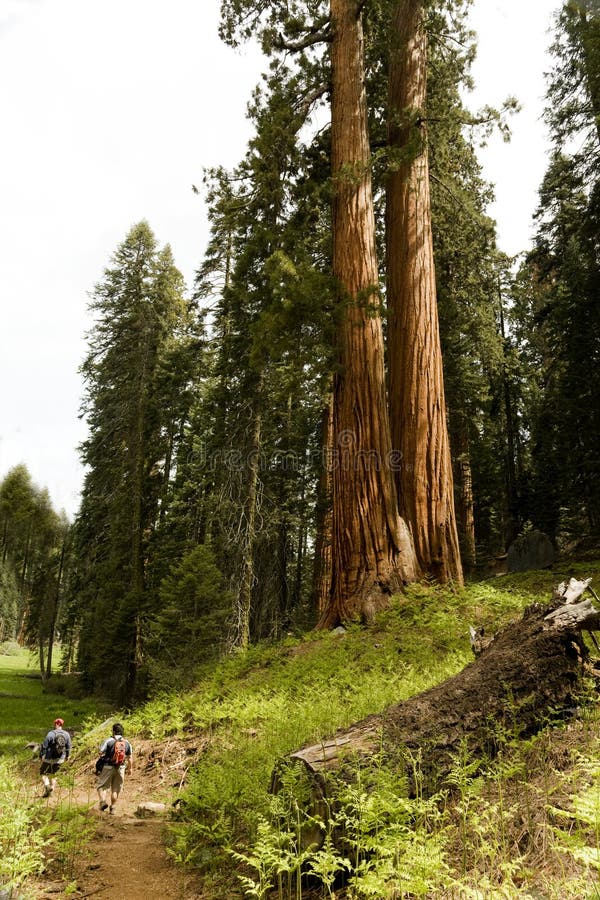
[
  {"x1": 97, "y1": 764, "x2": 125, "y2": 794},
  {"x1": 40, "y1": 760, "x2": 62, "y2": 775}
]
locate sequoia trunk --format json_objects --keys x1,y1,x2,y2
[
  {"x1": 386, "y1": 0, "x2": 463, "y2": 584},
  {"x1": 323, "y1": 0, "x2": 416, "y2": 627}
]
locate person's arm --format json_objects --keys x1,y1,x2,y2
[
  {"x1": 40, "y1": 731, "x2": 52, "y2": 758},
  {"x1": 126, "y1": 743, "x2": 133, "y2": 774},
  {"x1": 65, "y1": 732, "x2": 72, "y2": 759}
]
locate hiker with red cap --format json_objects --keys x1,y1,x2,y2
[{"x1": 39, "y1": 717, "x2": 72, "y2": 798}]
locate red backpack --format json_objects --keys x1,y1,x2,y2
[{"x1": 110, "y1": 737, "x2": 127, "y2": 765}]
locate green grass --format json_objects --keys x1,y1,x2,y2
[{"x1": 0, "y1": 649, "x2": 101, "y2": 759}]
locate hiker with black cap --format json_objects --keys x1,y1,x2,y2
[
  {"x1": 39, "y1": 717, "x2": 71, "y2": 797},
  {"x1": 96, "y1": 722, "x2": 132, "y2": 814}
]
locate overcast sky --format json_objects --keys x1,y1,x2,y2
[{"x1": 0, "y1": 0, "x2": 559, "y2": 519}]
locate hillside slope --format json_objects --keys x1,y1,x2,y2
[{"x1": 120, "y1": 562, "x2": 600, "y2": 898}]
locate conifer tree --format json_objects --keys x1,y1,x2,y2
[
  {"x1": 324, "y1": 0, "x2": 417, "y2": 625},
  {"x1": 0, "y1": 466, "x2": 64, "y2": 644},
  {"x1": 0, "y1": 465, "x2": 69, "y2": 665},
  {"x1": 513, "y1": 2, "x2": 600, "y2": 542},
  {"x1": 547, "y1": 0, "x2": 600, "y2": 176},
  {"x1": 73, "y1": 221, "x2": 194, "y2": 701},
  {"x1": 215, "y1": 0, "x2": 513, "y2": 614},
  {"x1": 0, "y1": 560, "x2": 18, "y2": 641},
  {"x1": 385, "y1": 0, "x2": 462, "y2": 584},
  {"x1": 191, "y1": 70, "x2": 333, "y2": 644}
]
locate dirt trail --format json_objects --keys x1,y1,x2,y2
[{"x1": 32, "y1": 739, "x2": 204, "y2": 899}]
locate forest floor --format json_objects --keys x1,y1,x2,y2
[{"x1": 29, "y1": 738, "x2": 205, "y2": 899}]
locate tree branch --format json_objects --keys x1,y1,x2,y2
[
  {"x1": 296, "y1": 84, "x2": 329, "y2": 121},
  {"x1": 274, "y1": 18, "x2": 331, "y2": 52}
]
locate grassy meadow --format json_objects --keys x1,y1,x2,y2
[{"x1": 0, "y1": 647, "x2": 102, "y2": 759}]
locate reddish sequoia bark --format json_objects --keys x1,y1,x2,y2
[
  {"x1": 386, "y1": 0, "x2": 463, "y2": 585},
  {"x1": 321, "y1": 0, "x2": 416, "y2": 628}
]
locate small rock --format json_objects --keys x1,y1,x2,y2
[{"x1": 135, "y1": 801, "x2": 167, "y2": 817}]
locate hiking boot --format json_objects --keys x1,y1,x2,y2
[
  {"x1": 42, "y1": 786, "x2": 52, "y2": 798},
  {"x1": 109, "y1": 806, "x2": 115, "y2": 815},
  {"x1": 100, "y1": 802, "x2": 109, "y2": 811}
]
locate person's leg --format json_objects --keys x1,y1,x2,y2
[
  {"x1": 40, "y1": 762, "x2": 53, "y2": 796},
  {"x1": 96, "y1": 765, "x2": 112, "y2": 810},
  {"x1": 109, "y1": 768, "x2": 124, "y2": 813}
]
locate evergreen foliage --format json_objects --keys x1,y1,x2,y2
[
  {"x1": 546, "y1": 0, "x2": 600, "y2": 179},
  {"x1": 0, "y1": 559, "x2": 18, "y2": 642},
  {"x1": 19, "y1": 0, "x2": 598, "y2": 703},
  {"x1": 0, "y1": 465, "x2": 68, "y2": 674},
  {"x1": 71, "y1": 221, "x2": 200, "y2": 702},
  {"x1": 61, "y1": 0, "x2": 528, "y2": 683},
  {"x1": 148, "y1": 544, "x2": 231, "y2": 690},
  {"x1": 511, "y1": 1, "x2": 600, "y2": 546},
  {"x1": 5, "y1": 2, "x2": 600, "y2": 895},
  {"x1": 188, "y1": 68, "x2": 333, "y2": 646}
]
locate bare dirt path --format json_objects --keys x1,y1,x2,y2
[{"x1": 31, "y1": 739, "x2": 205, "y2": 899}]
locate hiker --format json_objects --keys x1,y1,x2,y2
[
  {"x1": 39, "y1": 717, "x2": 71, "y2": 797},
  {"x1": 96, "y1": 722, "x2": 132, "y2": 814}
]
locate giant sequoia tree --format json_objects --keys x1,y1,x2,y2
[
  {"x1": 386, "y1": 0, "x2": 462, "y2": 584},
  {"x1": 324, "y1": 0, "x2": 416, "y2": 625},
  {"x1": 64, "y1": 1, "x2": 517, "y2": 687},
  {"x1": 215, "y1": 0, "x2": 506, "y2": 627}
]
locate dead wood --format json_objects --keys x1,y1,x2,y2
[{"x1": 272, "y1": 581, "x2": 600, "y2": 815}]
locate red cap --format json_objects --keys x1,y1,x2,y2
[{"x1": 54, "y1": 718, "x2": 64, "y2": 727}]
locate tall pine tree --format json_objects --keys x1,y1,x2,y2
[{"x1": 73, "y1": 221, "x2": 194, "y2": 701}]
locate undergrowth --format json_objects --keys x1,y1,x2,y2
[
  {"x1": 0, "y1": 759, "x2": 46, "y2": 896},
  {"x1": 126, "y1": 564, "x2": 600, "y2": 897}
]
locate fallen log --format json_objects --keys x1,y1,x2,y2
[{"x1": 271, "y1": 583, "x2": 600, "y2": 825}]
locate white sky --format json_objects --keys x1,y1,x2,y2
[
  {"x1": 466, "y1": 0, "x2": 560, "y2": 255},
  {"x1": 0, "y1": 0, "x2": 559, "y2": 519}
]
